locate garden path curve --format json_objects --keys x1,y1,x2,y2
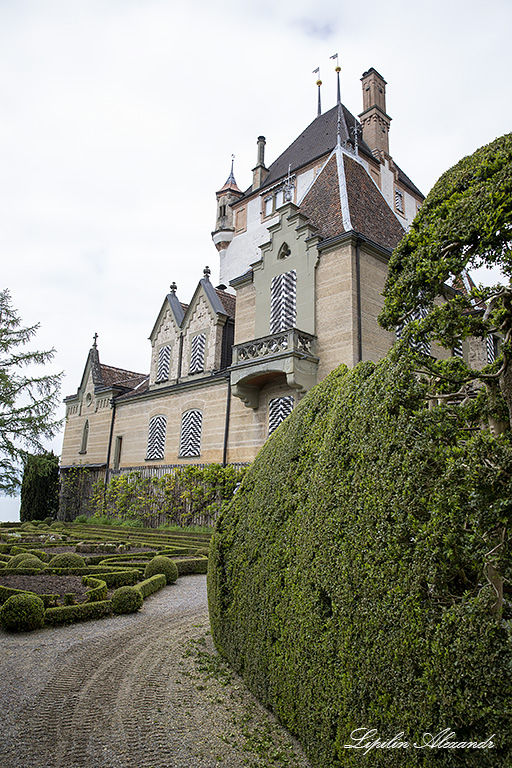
[{"x1": 0, "y1": 574, "x2": 311, "y2": 768}]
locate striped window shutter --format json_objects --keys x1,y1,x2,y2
[
  {"x1": 146, "y1": 415, "x2": 166, "y2": 460},
  {"x1": 396, "y1": 303, "x2": 430, "y2": 355},
  {"x1": 157, "y1": 345, "x2": 171, "y2": 381},
  {"x1": 452, "y1": 339, "x2": 464, "y2": 358},
  {"x1": 189, "y1": 333, "x2": 206, "y2": 374},
  {"x1": 270, "y1": 270, "x2": 297, "y2": 333},
  {"x1": 268, "y1": 396, "x2": 294, "y2": 436},
  {"x1": 486, "y1": 335, "x2": 498, "y2": 364},
  {"x1": 179, "y1": 410, "x2": 202, "y2": 457}
]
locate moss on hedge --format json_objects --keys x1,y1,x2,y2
[
  {"x1": 208, "y1": 357, "x2": 512, "y2": 768},
  {"x1": 0, "y1": 593, "x2": 45, "y2": 631}
]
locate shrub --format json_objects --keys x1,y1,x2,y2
[
  {"x1": 48, "y1": 553, "x2": 86, "y2": 568},
  {"x1": 9, "y1": 552, "x2": 41, "y2": 568},
  {"x1": 144, "y1": 556, "x2": 178, "y2": 585},
  {"x1": 209, "y1": 358, "x2": 512, "y2": 768},
  {"x1": 175, "y1": 556, "x2": 207, "y2": 575},
  {"x1": 111, "y1": 586, "x2": 143, "y2": 614},
  {"x1": 0, "y1": 593, "x2": 45, "y2": 631},
  {"x1": 16, "y1": 556, "x2": 45, "y2": 570}
]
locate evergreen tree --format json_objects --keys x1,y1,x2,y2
[
  {"x1": 20, "y1": 451, "x2": 60, "y2": 521},
  {"x1": 0, "y1": 290, "x2": 62, "y2": 495}
]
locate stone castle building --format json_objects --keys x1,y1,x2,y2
[{"x1": 60, "y1": 68, "x2": 430, "y2": 478}]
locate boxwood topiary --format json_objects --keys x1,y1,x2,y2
[
  {"x1": 15, "y1": 556, "x2": 45, "y2": 570},
  {"x1": 111, "y1": 586, "x2": 143, "y2": 614},
  {"x1": 0, "y1": 593, "x2": 45, "y2": 631},
  {"x1": 48, "y1": 552, "x2": 86, "y2": 568},
  {"x1": 9, "y1": 552, "x2": 43, "y2": 568},
  {"x1": 208, "y1": 356, "x2": 512, "y2": 768},
  {"x1": 144, "y1": 555, "x2": 178, "y2": 585}
]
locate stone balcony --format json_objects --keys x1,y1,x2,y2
[{"x1": 230, "y1": 328, "x2": 319, "y2": 409}]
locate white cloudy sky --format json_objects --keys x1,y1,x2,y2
[{"x1": 1, "y1": 0, "x2": 511, "y2": 520}]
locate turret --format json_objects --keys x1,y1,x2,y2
[{"x1": 212, "y1": 157, "x2": 243, "y2": 254}]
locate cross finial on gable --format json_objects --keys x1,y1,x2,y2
[
  {"x1": 170, "y1": 282, "x2": 177, "y2": 293},
  {"x1": 203, "y1": 266, "x2": 211, "y2": 280},
  {"x1": 93, "y1": 333, "x2": 98, "y2": 348}
]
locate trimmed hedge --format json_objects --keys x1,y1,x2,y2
[
  {"x1": 82, "y1": 576, "x2": 108, "y2": 602},
  {"x1": 135, "y1": 573, "x2": 166, "y2": 598},
  {"x1": 175, "y1": 556, "x2": 208, "y2": 575},
  {"x1": 92, "y1": 570, "x2": 140, "y2": 588},
  {"x1": 44, "y1": 600, "x2": 113, "y2": 625},
  {"x1": 208, "y1": 358, "x2": 512, "y2": 768},
  {"x1": 0, "y1": 585, "x2": 37, "y2": 604}
]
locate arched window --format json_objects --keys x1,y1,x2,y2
[
  {"x1": 79, "y1": 420, "x2": 89, "y2": 454},
  {"x1": 146, "y1": 415, "x2": 167, "y2": 460},
  {"x1": 179, "y1": 410, "x2": 202, "y2": 457}
]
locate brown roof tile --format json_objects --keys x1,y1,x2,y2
[{"x1": 299, "y1": 148, "x2": 405, "y2": 252}]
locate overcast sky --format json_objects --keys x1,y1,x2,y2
[{"x1": 1, "y1": 0, "x2": 511, "y2": 520}]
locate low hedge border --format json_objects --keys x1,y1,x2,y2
[
  {"x1": 0, "y1": 566, "x2": 144, "y2": 577},
  {"x1": 135, "y1": 573, "x2": 167, "y2": 599},
  {"x1": 92, "y1": 570, "x2": 140, "y2": 588},
  {"x1": 174, "y1": 556, "x2": 208, "y2": 575},
  {"x1": 44, "y1": 600, "x2": 113, "y2": 625},
  {"x1": 81, "y1": 576, "x2": 108, "y2": 602}
]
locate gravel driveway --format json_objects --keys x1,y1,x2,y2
[{"x1": 0, "y1": 574, "x2": 312, "y2": 768}]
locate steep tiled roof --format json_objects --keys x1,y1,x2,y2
[
  {"x1": 99, "y1": 364, "x2": 147, "y2": 390},
  {"x1": 299, "y1": 147, "x2": 406, "y2": 252},
  {"x1": 214, "y1": 288, "x2": 236, "y2": 319}
]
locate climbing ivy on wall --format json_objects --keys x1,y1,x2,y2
[{"x1": 208, "y1": 352, "x2": 512, "y2": 768}]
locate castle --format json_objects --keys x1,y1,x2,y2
[{"x1": 60, "y1": 68, "x2": 427, "y2": 479}]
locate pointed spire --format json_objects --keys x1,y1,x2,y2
[
  {"x1": 330, "y1": 53, "x2": 341, "y2": 104},
  {"x1": 218, "y1": 155, "x2": 241, "y2": 194},
  {"x1": 313, "y1": 67, "x2": 322, "y2": 116}
]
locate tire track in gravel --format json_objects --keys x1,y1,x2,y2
[
  {"x1": 1, "y1": 575, "x2": 312, "y2": 768},
  {"x1": 20, "y1": 611, "x2": 218, "y2": 768}
]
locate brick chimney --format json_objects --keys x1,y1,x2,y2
[
  {"x1": 358, "y1": 68, "x2": 391, "y2": 156},
  {"x1": 252, "y1": 136, "x2": 269, "y2": 190}
]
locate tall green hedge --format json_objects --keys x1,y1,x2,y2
[{"x1": 208, "y1": 355, "x2": 512, "y2": 768}]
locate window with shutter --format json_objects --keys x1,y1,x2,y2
[
  {"x1": 189, "y1": 334, "x2": 206, "y2": 374},
  {"x1": 179, "y1": 410, "x2": 202, "y2": 457},
  {"x1": 79, "y1": 420, "x2": 89, "y2": 454},
  {"x1": 394, "y1": 188, "x2": 404, "y2": 214},
  {"x1": 396, "y1": 304, "x2": 430, "y2": 355},
  {"x1": 270, "y1": 270, "x2": 297, "y2": 334},
  {"x1": 486, "y1": 335, "x2": 498, "y2": 364},
  {"x1": 268, "y1": 396, "x2": 294, "y2": 436},
  {"x1": 156, "y1": 345, "x2": 171, "y2": 382},
  {"x1": 146, "y1": 415, "x2": 166, "y2": 460}
]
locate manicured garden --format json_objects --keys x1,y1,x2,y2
[{"x1": 0, "y1": 518, "x2": 210, "y2": 631}]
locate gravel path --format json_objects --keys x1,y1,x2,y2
[{"x1": 0, "y1": 574, "x2": 312, "y2": 768}]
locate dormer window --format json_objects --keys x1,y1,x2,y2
[{"x1": 262, "y1": 185, "x2": 288, "y2": 220}]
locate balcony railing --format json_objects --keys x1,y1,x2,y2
[
  {"x1": 232, "y1": 328, "x2": 316, "y2": 365},
  {"x1": 231, "y1": 328, "x2": 318, "y2": 409}
]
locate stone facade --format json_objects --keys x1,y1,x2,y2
[{"x1": 61, "y1": 67, "x2": 490, "y2": 477}]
